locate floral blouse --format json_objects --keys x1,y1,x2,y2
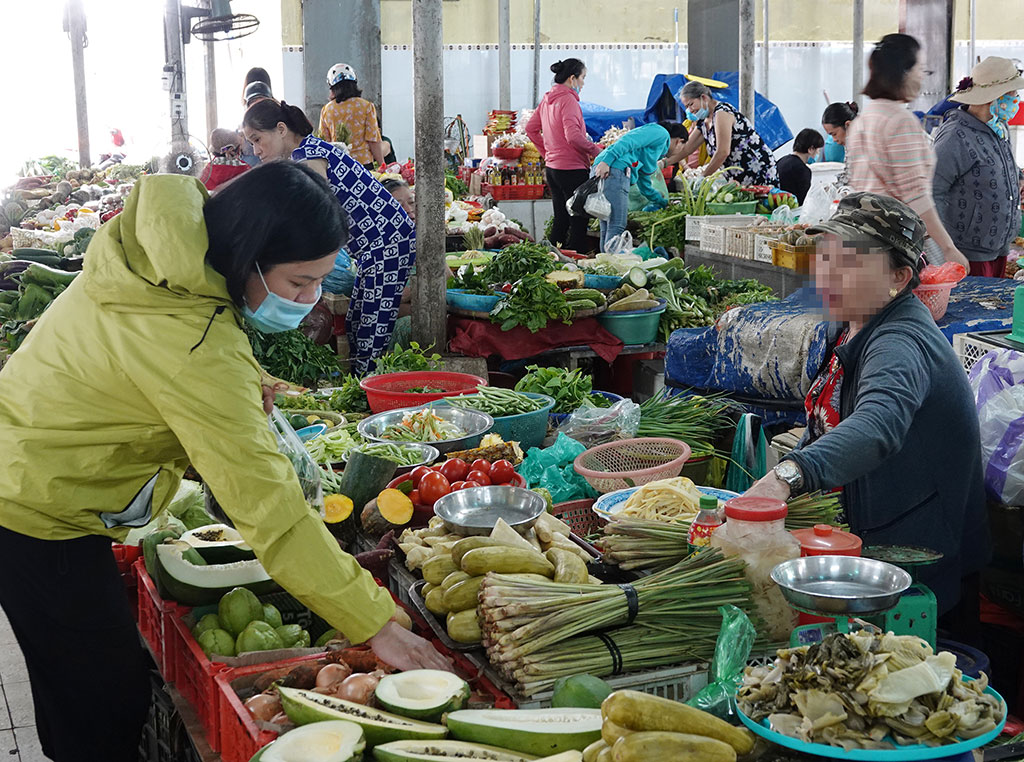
[{"x1": 698, "y1": 101, "x2": 779, "y2": 187}]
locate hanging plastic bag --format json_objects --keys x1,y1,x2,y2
[
  {"x1": 584, "y1": 179, "x2": 612, "y2": 221},
  {"x1": 269, "y1": 406, "x2": 325, "y2": 513},
  {"x1": 603, "y1": 230, "x2": 634, "y2": 256},
  {"x1": 557, "y1": 399, "x2": 641, "y2": 447},
  {"x1": 628, "y1": 172, "x2": 669, "y2": 212},
  {"x1": 566, "y1": 175, "x2": 602, "y2": 217},
  {"x1": 800, "y1": 180, "x2": 839, "y2": 226},
  {"x1": 970, "y1": 348, "x2": 1024, "y2": 504},
  {"x1": 770, "y1": 204, "x2": 798, "y2": 226},
  {"x1": 686, "y1": 605, "x2": 757, "y2": 720}
]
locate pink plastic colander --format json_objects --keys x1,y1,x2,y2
[{"x1": 573, "y1": 437, "x2": 692, "y2": 494}]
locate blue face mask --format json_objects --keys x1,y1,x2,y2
[
  {"x1": 685, "y1": 103, "x2": 710, "y2": 122},
  {"x1": 242, "y1": 264, "x2": 320, "y2": 334},
  {"x1": 989, "y1": 92, "x2": 1020, "y2": 139}
]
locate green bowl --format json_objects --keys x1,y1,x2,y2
[{"x1": 597, "y1": 299, "x2": 667, "y2": 345}]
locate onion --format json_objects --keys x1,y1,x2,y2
[
  {"x1": 335, "y1": 672, "x2": 380, "y2": 705},
  {"x1": 244, "y1": 693, "x2": 282, "y2": 722},
  {"x1": 269, "y1": 712, "x2": 289, "y2": 725},
  {"x1": 315, "y1": 662, "x2": 352, "y2": 689}
]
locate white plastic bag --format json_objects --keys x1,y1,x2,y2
[
  {"x1": 800, "y1": 181, "x2": 839, "y2": 226},
  {"x1": 970, "y1": 348, "x2": 1024, "y2": 505},
  {"x1": 557, "y1": 399, "x2": 641, "y2": 447},
  {"x1": 584, "y1": 179, "x2": 612, "y2": 221},
  {"x1": 603, "y1": 230, "x2": 634, "y2": 255}
]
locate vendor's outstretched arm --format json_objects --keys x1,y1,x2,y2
[
  {"x1": 703, "y1": 111, "x2": 735, "y2": 176},
  {"x1": 787, "y1": 330, "x2": 930, "y2": 491}
]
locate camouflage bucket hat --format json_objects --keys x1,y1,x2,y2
[{"x1": 807, "y1": 192, "x2": 926, "y2": 269}]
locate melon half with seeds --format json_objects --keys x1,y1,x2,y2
[
  {"x1": 249, "y1": 720, "x2": 364, "y2": 761},
  {"x1": 375, "y1": 670, "x2": 470, "y2": 722},
  {"x1": 180, "y1": 523, "x2": 255, "y2": 564}
]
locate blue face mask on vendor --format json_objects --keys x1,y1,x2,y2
[
  {"x1": 242, "y1": 264, "x2": 320, "y2": 334},
  {"x1": 686, "y1": 99, "x2": 710, "y2": 121}
]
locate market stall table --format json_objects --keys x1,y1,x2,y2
[
  {"x1": 684, "y1": 242, "x2": 810, "y2": 298},
  {"x1": 448, "y1": 315, "x2": 631, "y2": 364},
  {"x1": 664, "y1": 276, "x2": 1018, "y2": 426}
]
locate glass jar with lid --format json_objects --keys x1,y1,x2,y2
[{"x1": 710, "y1": 496, "x2": 800, "y2": 640}]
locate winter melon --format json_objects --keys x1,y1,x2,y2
[
  {"x1": 180, "y1": 523, "x2": 255, "y2": 564},
  {"x1": 445, "y1": 709, "x2": 601, "y2": 756},
  {"x1": 278, "y1": 687, "x2": 447, "y2": 747},
  {"x1": 154, "y1": 541, "x2": 278, "y2": 606},
  {"x1": 375, "y1": 670, "x2": 470, "y2": 722},
  {"x1": 372, "y1": 740, "x2": 537, "y2": 761},
  {"x1": 249, "y1": 720, "x2": 365, "y2": 761}
]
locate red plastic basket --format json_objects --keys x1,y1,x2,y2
[
  {"x1": 113, "y1": 544, "x2": 142, "y2": 619},
  {"x1": 492, "y1": 146, "x2": 523, "y2": 160},
  {"x1": 552, "y1": 499, "x2": 604, "y2": 538},
  {"x1": 134, "y1": 559, "x2": 182, "y2": 678},
  {"x1": 360, "y1": 371, "x2": 486, "y2": 413},
  {"x1": 573, "y1": 437, "x2": 692, "y2": 494},
  {"x1": 914, "y1": 282, "x2": 956, "y2": 321},
  {"x1": 169, "y1": 611, "x2": 228, "y2": 751}
]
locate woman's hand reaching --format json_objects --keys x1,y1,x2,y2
[
  {"x1": 369, "y1": 620, "x2": 454, "y2": 673},
  {"x1": 593, "y1": 161, "x2": 611, "y2": 179},
  {"x1": 743, "y1": 471, "x2": 792, "y2": 502}
]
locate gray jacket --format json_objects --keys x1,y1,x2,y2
[
  {"x1": 932, "y1": 108, "x2": 1022, "y2": 262},
  {"x1": 787, "y1": 294, "x2": 990, "y2": 614}
]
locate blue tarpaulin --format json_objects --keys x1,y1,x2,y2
[
  {"x1": 580, "y1": 73, "x2": 793, "y2": 150},
  {"x1": 665, "y1": 277, "x2": 1017, "y2": 426}
]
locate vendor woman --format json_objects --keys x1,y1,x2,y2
[
  {"x1": 243, "y1": 99, "x2": 415, "y2": 374},
  {"x1": 674, "y1": 80, "x2": 778, "y2": 187},
  {"x1": 744, "y1": 192, "x2": 990, "y2": 621},
  {"x1": 0, "y1": 163, "x2": 449, "y2": 762}
]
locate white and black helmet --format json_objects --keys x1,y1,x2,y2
[{"x1": 327, "y1": 63, "x2": 357, "y2": 87}]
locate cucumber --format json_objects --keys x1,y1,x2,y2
[
  {"x1": 566, "y1": 299, "x2": 598, "y2": 310},
  {"x1": 440, "y1": 570, "x2": 471, "y2": 593},
  {"x1": 450, "y1": 536, "x2": 507, "y2": 567},
  {"x1": 446, "y1": 609, "x2": 482, "y2": 643},
  {"x1": 610, "y1": 732, "x2": 736, "y2": 762},
  {"x1": 338, "y1": 450, "x2": 397, "y2": 545},
  {"x1": 624, "y1": 267, "x2": 648, "y2": 288},
  {"x1": 11, "y1": 249, "x2": 62, "y2": 266},
  {"x1": 422, "y1": 554, "x2": 459, "y2": 586},
  {"x1": 442, "y1": 575, "x2": 485, "y2": 613},
  {"x1": 564, "y1": 289, "x2": 606, "y2": 305}
]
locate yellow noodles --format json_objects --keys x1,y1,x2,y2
[{"x1": 619, "y1": 477, "x2": 703, "y2": 522}]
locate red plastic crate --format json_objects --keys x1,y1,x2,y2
[
  {"x1": 134, "y1": 559, "x2": 182, "y2": 679},
  {"x1": 169, "y1": 612, "x2": 229, "y2": 752},
  {"x1": 216, "y1": 600, "x2": 514, "y2": 762},
  {"x1": 114, "y1": 544, "x2": 142, "y2": 620}
]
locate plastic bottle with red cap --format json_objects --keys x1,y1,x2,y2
[{"x1": 710, "y1": 496, "x2": 801, "y2": 640}]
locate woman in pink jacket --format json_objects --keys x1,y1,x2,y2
[{"x1": 526, "y1": 59, "x2": 603, "y2": 253}]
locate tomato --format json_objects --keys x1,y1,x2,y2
[
  {"x1": 470, "y1": 459, "x2": 492, "y2": 477},
  {"x1": 461, "y1": 480, "x2": 481, "y2": 489},
  {"x1": 410, "y1": 466, "x2": 434, "y2": 488},
  {"x1": 418, "y1": 471, "x2": 451, "y2": 506},
  {"x1": 439, "y1": 458, "x2": 469, "y2": 483},
  {"x1": 466, "y1": 469, "x2": 491, "y2": 486},
  {"x1": 489, "y1": 459, "x2": 516, "y2": 485},
  {"x1": 408, "y1": 489, "x2": 422, "y2": 505}
]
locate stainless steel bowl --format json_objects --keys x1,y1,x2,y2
[
  {"x1": 433, "y1": 486, "x2": 546, "y2": 536},
  {"x1": 342, "y1": 442, "x2": 440, "y2": 476},
  {"x1": 771, "y1": 555, "x2": 912, "y2": 616},
  {"x1": 357, "y1": 404, "x2": 494, "y2": 455}
]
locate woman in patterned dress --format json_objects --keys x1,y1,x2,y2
[
  {"x1": 318, "y1": 63, "x2": 385, "y2": 171},
  {"x1": 674, "y1": 80, "x2": 778, "y2": 187},
  {"x1": 243, "y1": 99, "x2": 414, "y2": 374}
]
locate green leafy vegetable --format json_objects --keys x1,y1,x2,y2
[
  {"x1": 489, "y1": 272, "x2": 572, "y2": 333},
  {"x1": 372, "y1": 341, "x2": 443, "y2": 375},
  {"x1": 447, "y1": 264, "x2": 494, "y2": 296},
  {"x1": 481, "y1": 242, "x2": 557, "y2": 285},
  {"x1": 328, "y1": 374, "x2": 370, "y2": 414},
  {"x1": 246, "y1": 326, "x2": 341, "y2": 388},
  {"x1": 515, "y1": 366, "x2": 600, "y2": 414},
  {"x1": 445, "y1": 171, "x2": 469, "y2": 199}
]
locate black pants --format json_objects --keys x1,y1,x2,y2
[
  {"x1": 546, "y1": 167, "x2": 594, "y2": 254},
  {"x1": 0, "y1": 525, "x2": 150, "y2": 762}
]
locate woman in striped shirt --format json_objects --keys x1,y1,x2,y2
[{"x1": 845, "y1": 34, "x2": 968, "y2": 269}]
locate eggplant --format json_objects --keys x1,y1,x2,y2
[{"x1": 0, "y1": 260, "x2": 34, "y2": 290}]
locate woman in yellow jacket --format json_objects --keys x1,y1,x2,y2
[{"x1": 0, "y1": 162, "x2": 449, "y2": 762}]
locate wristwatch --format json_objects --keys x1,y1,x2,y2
[{"x1": 772, "y1": 460, "x2": 804, "y2": 494}]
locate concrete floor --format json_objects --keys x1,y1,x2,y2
[{"x1": 0, "y1": 607, "x2": 42, "y2": 761}]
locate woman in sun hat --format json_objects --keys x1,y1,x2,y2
[
  {"x1": 318, "y1": 63, "x2": 385, "y2": 170},
  {"x1": 932, "y1": 57, "x2": 1024, "y2": 278},
  {"x1": 744, "y1": 191, "x2": 989, "y2": 620}
]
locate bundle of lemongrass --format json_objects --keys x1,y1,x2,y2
[
  {"x1": 598, "y1": 492, "x2": 846, "y2": 572},
  {"x1": 477, "y1": 549, "x2": 754, "y2": 696}
]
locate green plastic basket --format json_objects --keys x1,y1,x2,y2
[
  {"x1": 487, "y1": 392, "x2": 556, "y2": 450},
  {"x1": 707, "y1": 200, "x2": 758, "y2": 214},
  {"x1": 597, "y1": 299, "x2": 667, "y2": 345}
]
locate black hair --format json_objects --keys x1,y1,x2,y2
[
  {"x1": 550, "y1": 58, "x2": 586, "y2": 84},
  {"x1": 243, "y1": 99, "x2": 314, "y2": 138},
  {"x1": 658, "y1": 121, "x2": 688, "y2": 141},
  {"x1": 244, "y1": 67, "x2": 271, "y2": 88},
  {"x1": 381, "y1": 178, "x2": 409, "y2": 193},
  {"x1": 330, "y1": 80, "x2": 362, "y2": 103},
  {"x1": 794, "y1": 128, "x2": 825, "y2": 153},
  {"x1": 821, "y1": 101, "x2": 859, "y2": 127},
  {"x1": 205, "y1": 162, "x2": 347, "y2": 306},
  {"x1": 864, "y1": 33, "x2": 920, "y2": 101},
  {"x1": 887, "y1": 249, "x2": 922, "y2": 290}
]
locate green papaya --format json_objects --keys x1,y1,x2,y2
[{"x1": 142, "y1": 527, "x2": 182, "y2": 598}]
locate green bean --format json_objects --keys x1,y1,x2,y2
[
  {"x1": 353, "y1": 442, "x2": 426, "y2": 466},
  {"x1": 447, "y1": 385, "x2": 547, "y2": 416}
]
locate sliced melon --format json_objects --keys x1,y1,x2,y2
[
  {"x1": 250, "y1": 721, "x2": 365, "y2": 762},
  {"x1": 181, "y1": 523, "x2": 256, "y2": 564},
  {"x1": 278, "y1": 687, "x2": 448, "y2": 747},
  {"x1": 372, "y1": 740, "x2": 537, "y2": 762},
  {"x1": 375, "y1": 670, "x2": 470, "y2": 722},
  {"x1": 445, "y1": 710, "x2": 601, "y2": 756},
  {"x1": 154, "y1": 541, "x2": 278, "y2": 606}
]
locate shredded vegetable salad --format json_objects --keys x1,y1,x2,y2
[{"x1": 379, "y1": 409, "x2": 466, "y2": 443}]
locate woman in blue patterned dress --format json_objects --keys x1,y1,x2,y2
[
  {"x1": 243, "y1": 100, "x2": 414, "y2": 373},
  {"x1": 675, "y1": 81, "x2": 778, "y2": 187}
]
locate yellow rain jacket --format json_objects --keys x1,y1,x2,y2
[{"x1": 0, "y1": 174, "x2": 394, "y2": 642}]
